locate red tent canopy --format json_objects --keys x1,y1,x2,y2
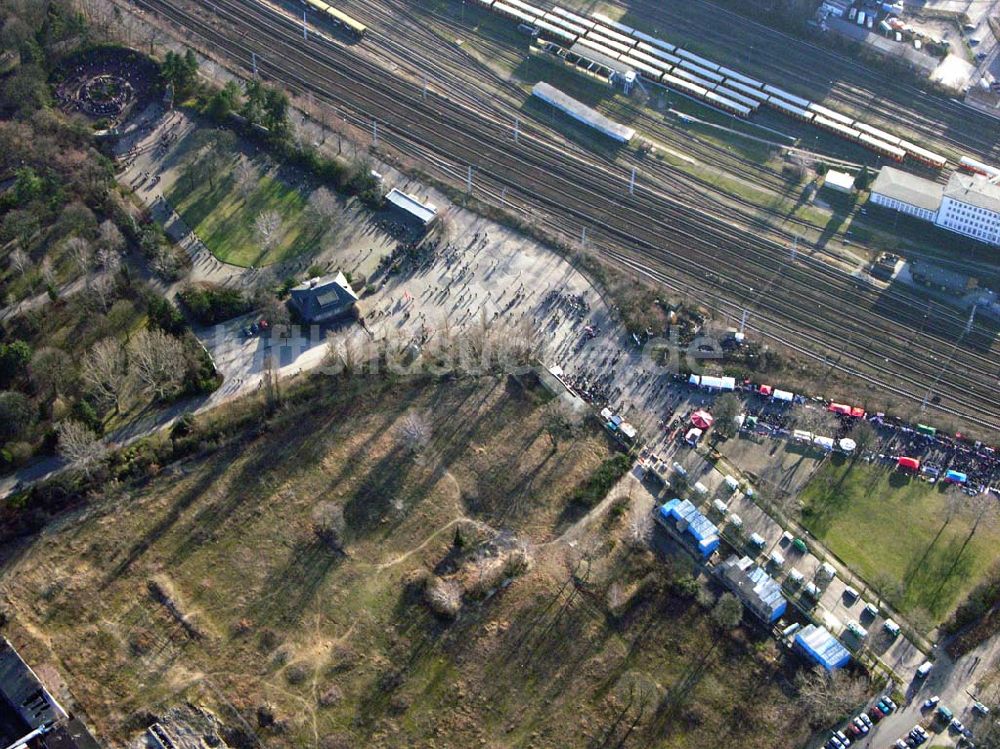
[
  {"x1": 897, "y1": 457, "x2": 920, "y2": 472},
  {"x1": 759, "y1": 385, "x2": 773, "y2": 396},
  {"x1": 691, "y1": 410, "x2": 714, "y2": 430},
  {"x1": 849, "y1": 407, "x2": 866, "y2": 418},
  {"x1": 828, "y1": 403, "x2": 851, "y2": 415}
]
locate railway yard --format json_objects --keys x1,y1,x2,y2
[
  {"x1": 7, "y1": 1, "x2": 1000, "y2": 747},
  {"x1": 118, "y1": 0, "x2": 1000, "y2": 440}
]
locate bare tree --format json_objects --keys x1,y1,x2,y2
[
  {"x1": 88, "y1": 273, "x2": 117, "y2": 312},
  {"x1": 626, "y1": 503, "x2": 654, "y2": 550},
  {"x1": 64, "y1": 236, "x2": 93, "y2": 275},
  {"x1": 96, "y1": 246, "x2": 122, "y2": 275},
  {"x1": 128, "y1": 329, "x2": 186, "y2": 400},
  {"x1": 543, "y1": 397, "x2": 582, "y2": 450},
  {"x1": 850, "y1": 420, "x2": 878, "y2": 457},
  {"x1": 712, "y1": 393, "x2": 742, "y2": 439},
  {"x1": 254, "y1": 210, "x2": 283, "y2": 252},
  {"x1": 794, "y1": 668, "x2": 868, "y2": 727},
  {"x1": 57, "y1": 419, "x2": 105, "y2": 475},
  {"x1": 9, "y1": 246, "x2": 29, "y2": 276},
  {"x1": 82, "y1": 338, "x2": 130, "y2": 414},
  {"x1": 398, "y1": 410, "x2": 432, "y2": 454},
  {"x1": 424, "y1": 575, "x2": 462, "y2": 619},
  {"x1": 307, "y1": 186, "x2": 339, "y2": 227},
  {"x1": 39, "y1": 256, "x2": 56, "y2": 287},
  {"x1": 312, "y1": 501, "x2": 347, "y2": 552},
  {"x1": 234, "y1": 158, "x2": 258, "y2": 199},
  {"x1": 30, "y1": 347, "x2": 75, "y2": 401},
  {"x1": 98, "y1": 219, "x2": 125, "y2": 254}
]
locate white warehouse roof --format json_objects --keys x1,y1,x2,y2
[
  {"x1": 824, "y1": 169, "x2": 855, "y2": 193},
  {"x1": 869, "y1": 166, "x2": 943, "y2": 211},
  {"x1": 385, "y1": 188, "x2": 438, "y2": 225},
  {"x1": 532, "y1": 81, "x2": 635, "y2": 143}
]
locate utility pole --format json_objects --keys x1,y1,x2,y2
[
  {"x1": 739, "y1": 309, "x2": 748, "y2": 336},
  {"x1": 500, "y1": 186, "x2": 507, "y2": 207},
  {"x1": 790, "y1": 235, "x2": 798, "y2": 261},
  {"x1": 372, "y1": 119, "x2": 378, "y2": 146},
  {"x1": 252, "y1": 52, "x2": 258, "y2": 80},
  {"x1": 466, "y1": 165, "x2": 473, "y2": 194},
  {"x1": 514, "y1": 116, "x2": 519, "y2": 143},
  {"x1": 303, "y1": 11, "x2": 308, "y2": 40},
  {"x1": 581, "y1": 227, "x2": 587, "y2": 248},
  {"x1": 423, "y1": 75, "x2": 428, "y2": 101},
  {"x1": 629, "y1": 166, "x2": 637, "y2": 196}
]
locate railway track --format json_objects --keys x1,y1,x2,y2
[
  {"x1": 607, "y1": 0, "x2": 1000, "y2": 164},
  {"x1": 132, "y1": 0, "x2": 1000, "y2": 434}
]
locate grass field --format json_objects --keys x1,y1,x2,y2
[
  {"x1": 168, "y1": 168, "x2": 325, "y2": 268},
  {"x1": 800, "y1": 458, "x2": 1000, "y2": 623},
  {"x1": 0, "y1": 373, "x2": 824, "y2": 748}
]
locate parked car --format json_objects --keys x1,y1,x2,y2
[
  {"x1": 835, "y1": 729, "x2": 851, "y2": 745},
  {"x1": 923, "y1": 695, "x2": 940, "y2": 710},
  {"x1": 869, "y1": 705, "x2": 884, "y2": 721},
  {"x1": 972, "y1": 701, "x2": 990, "y2": 715},
  {"x1": 951, "y1": 718, "x2": 966, "y2": 734},
  {"x1": 894, "y1": 740, "x2": 908, "y2": 749},
  {"x1": 859, "y1": 713, "x2": 872, "y2": 729},
  {"x1": 853, "y1": 715, "x2": 869, "y2": 734},
  {"x1": 880, "y1": 696, "x2": 897, "y2": 713},
  {"x1": 844, "y1": 586, "x2": 860, "y2": 603},
  {"x1": 863, "y1": 602, "x2": 879, "y2": 619}
]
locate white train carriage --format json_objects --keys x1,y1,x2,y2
[
  {"x1": 672, "y1": 67, "x2": 717, "y2": 88},
  {"x1": 542, "y1": 12, "x2": 586, "y2": 37},
  {"x1": 551, "y1": 6, "x2": 594, "y2": 30},
  {"x1": 586, "y1": 23, "x2": 634, "y2": 48},
  {"x1": 705, "y1": 90, "x2": 751, "y2": 117},
  {"x1": 674, "y1": 48, "x2": 720, "y2": 71},
  {"x1": 899, "y1": 141, "x2": 947, "y2": 169},
  {"x1": 574, "y1": 37, "x2": 622, "y2": 61},
  {"x1": 762, "y1": 84, "x2": 811, "y2": 109},
  {"x1": 504, "y1": 0, "x2": 543, "y2": 16},
  {"x1": 767, "y1": 96, "x2": 814, "y2": 121},
  {"x1": 619, "y1": 55, "x2": 664, "y2": 82},
  {"x1": 661, "y1": 73, "x2": 709, "y2": 99},
  {"x1": 493, "y1": 2, "x2": 536, "y2": 24},
  {"x1": 959, "y1": 156, "x2": 1000, "y2": 178},
  {"x1": 712, "y1": 86, "x2": 760, "y2": 111},
  {"x1": 813, "y1": 115, "x2": 861, "y2": 140},
  {"x1": 534, "y1": 19, "x2": 577, "y2": 43},
  {"x1": 627, "y1": 48, "x2": 671, "y2": 72},
  {"x1": 858, "y1": 133, "x2": 905, "y2": 161},
  {"x1": 677, "y1": 59, "x2": 725, "y2": 84},
  {"x1": 472, "y1": 0, "x2": 495, "y2": 8},
  {"x1": 632, "y1": 30, "x2": 676, "y2": 53},
  {"x1": 636, "y1": 41, "x2": 681, "y2": 66},
  {"x1": 716, "y1": 66, "x2": 763, "y2": 89},
  {"x1": 590, "y1": 11, "x2": 635, "y2": 36},
  {"x1": 585, "y1": 31, "x2": 634, "y2": 56},
  {"x1": 724, "y1": 79, "x2": 770, "y2": 101},
  {"x1": 854, "y1": 122, "x2": 902, "y2": 146},
  {"x1": 807, "y1": 103, "x2": 854, "y2": 127}
]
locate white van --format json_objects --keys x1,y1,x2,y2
[{"x1": 916, "y1": 661, "x2": 933, "y2": 678}]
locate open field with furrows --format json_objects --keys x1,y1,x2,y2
[
  {"x1": 0, "y1": 373, "x2": 823, "y2": 748},
  {"x1": 800, "y1": 457, "x2": 1000, "y2": 625}
]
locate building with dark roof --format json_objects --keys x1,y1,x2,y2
[
  {"x1": 288, "y1": 272, "x2": 358, "y2": 324},
  {"x1": 0, "y1": 638, "x2": 98, "y2": 749},
  {"x1": 718, "y1": 555, "x2": 788, "y2": 623}
]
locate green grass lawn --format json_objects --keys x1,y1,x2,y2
[
  {"x1": 168, "y1": 170, "x2": 324, "y2": 267},
  {"x1": 800, "y1": 458, "x2": 1000, "y2": 623}
]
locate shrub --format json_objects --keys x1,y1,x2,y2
[
  {"x1": 570, "y1": 453, "x2": 632, "y2": 507},
  {"x1": 178, "y1": 284, "x2": 253, "y2": 325}
]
